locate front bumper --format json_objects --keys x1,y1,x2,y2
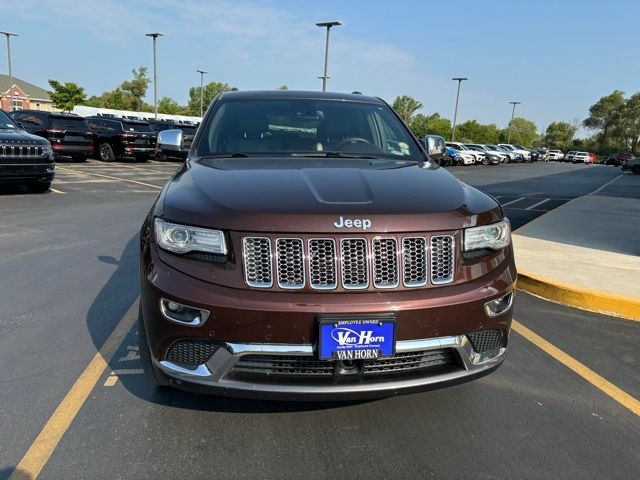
[
  {"x1": 153, "y1": 334, "x2": 507, "y2": 400},
  {"x1": 0, "y1": 163, "x2": 55, "y2": 183}
]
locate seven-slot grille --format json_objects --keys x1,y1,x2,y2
[
  {"x1": 0, "y1": 144, "x2": 45, "y2": 157},
  {"x1": 242, "y1": 234, "x2": 455, "y2": 290}
]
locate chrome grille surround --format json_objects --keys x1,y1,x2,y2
[
  {"x1": 340, "y1": 238, "x2": 369, "y2": 289},
  {"x1": 430, "y1": 235, "x2": 455, "y2": 285},
  {"x1": 242, "y1": 237, "x2": 273, "y2": 288},
  {"x1": 402, "y1": 237, "x2": 427, "y2": 287},
  {"x1": 276, "y1": 238, "x2": 305, "y2": 289},
  {"x1": 0, "y1": 144, "x2": 45, "y2": 157},
  {"x1": 308, "y1": 238, "x2": 337, "y2": 290},
  {"x1": 372, "y1": 237, "x2": 399, "y2": 289},
  {"x1": 242, "y1": 233, "x2": 456, "y2": 290}
]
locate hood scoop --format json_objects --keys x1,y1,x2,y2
[{"x1": 301, "y1": 169, "x2": 374, "y2": 205}]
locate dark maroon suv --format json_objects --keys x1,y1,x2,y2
[{"x1": 138, "y1": 90, "x2": 516, "y2": 400}]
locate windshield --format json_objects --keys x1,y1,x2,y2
[
  {"x1": 0, "y1": 109, "x2": 18, "y2": 129},
  {"x1": 50, "y1": 116, "x2": 90, "y2": 130},
  {"x1": 123, "y1": 121, "x2": 152, "y2": 133},
  {"x1": 180, "y1": 126, "x2": 197, "y2": 135},
  {"x1": 197, "y1": 98, "x2": 422, "y2": 160}
]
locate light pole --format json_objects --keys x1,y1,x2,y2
[
  {"x1": 196, "y1": 69, "x2": 207, "y2": 117},
  {"x1": 507, "y1": 101, "x2": 521, "y2": 143},
  {"x1": 450, "y1": 77, "x2": 468, "y2": 141},
  {"x1": 0, "y1": 31, "x2": 18, "y2": 92},
  {"x1": 316, "y1": 21, "x2": 341, "y2": 92},
  {"x1": 145, "y1": 32, "x2": 163, "y2": 118}
]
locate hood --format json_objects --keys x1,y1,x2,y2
[
  {"x1": 0, "y1": 128, "x2": 49, "y2": 145},
  {"x1": 160, "y1": 157, "x2": 502, "y2": 233}
]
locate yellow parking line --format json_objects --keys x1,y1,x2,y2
[
  {"x1": 49, "y1": 188, "x2": 65, "y2": 195},
  {"x1": 512, "y1": 320, "x2": 640, "y2": 416},
  {"x1": 8, "y1": 302, "x2": 138, "y2": 480},
  {"x1": 57, "y1": 167, "x2": 163, "y2": 190}
]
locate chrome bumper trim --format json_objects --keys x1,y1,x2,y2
[{"x1": 154, "y1": 334, "x2": 507, "y2": 393}]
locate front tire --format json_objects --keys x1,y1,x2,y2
[
  {"x1": 99, "y1": 143, "x2": 116, "y2": 162},
  {"x1": 138, "y1": 304, "x2": 170, "y2": 387}
]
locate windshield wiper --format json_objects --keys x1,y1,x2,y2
[
  {"x1": 290, "y1": 152, "x2": 385, "y2": 159},
  {"x1": 207, "y1": 152, "x2": 251, "y2": 158}
]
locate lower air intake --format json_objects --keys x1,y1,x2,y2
[
  {"x1": 467, "y1": 330, "x2": 502, "y2": 353},
  {"x1": 165, "y1": 340, "x2": 219, "y2": 367}
]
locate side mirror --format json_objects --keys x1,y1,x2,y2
[
  {"x1": 157, "y1": 129, "x2": 183, "y2": 152},
  {"x1": 426, "y1": 136, "x2": 447, "y2": 157}
]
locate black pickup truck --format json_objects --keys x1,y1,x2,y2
[{"x1": 0, "y1": 109, "x2": 54, "y2": 193}]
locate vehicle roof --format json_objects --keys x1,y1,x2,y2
[
  {"x1": 218, "y1": 90, "x2": 384, "y2": 104},
  {"x1": 15, "y1": 109, "x2": 81, "y2": 119},
  {"x1": 86, "y1": 115, "x2": 149, "y2": 125}
]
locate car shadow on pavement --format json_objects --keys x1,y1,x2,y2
[
  {"x1": 0, "y1": 466, "x2": 33, "y2": 480},
  {"x1": 88, "y1": 234, "x2": 371, "y2": 413}
]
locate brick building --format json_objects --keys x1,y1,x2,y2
[{"x1": 0, "y1": 74, "x2": 55, "y2": 112}]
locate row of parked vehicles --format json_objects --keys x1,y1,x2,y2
[
  {"x1": 7, "y1": 110, "x2": 197, "y2": 163},
  {"x1": 439, "y1": 141, "x2": 549, "y2": 166}
]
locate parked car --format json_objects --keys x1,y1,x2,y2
[
  {"x1": 464, "y1": 144, "x2": 501, "y2": 165},
  {"x1": 494, "y1": 145, "x2": 523, "y2": 162},
  {"x1": 138, "y1": 90, "x2": 516, "y2": 399},
  {"x1": 0, "y1": 109, "x2": 54, "y2": 193},
  {"x1": 498, "y1": 144, "x2": 531, "y2": 161},
  {"x1": 445, "y1": 147, "x2": 464, "y2": 166},
  {"x1": 621, "y1": 157, "x2": 640, "y2": 174},
  {"x1": 9, "y1": 110, "x2": 93, "y2": 162},
  {"x1": 564, "y1": 151, "x2": 577, "y2": 162},
  {"x1": 86, "y1": 116, "x2": 156, "y2": 162},
  {"x1": 547, "y1": 149, "x2": 564, "y2": 161},
  {"x1": 588, "y1": 153, "x2": 597, "y2": 164},
  {"x1": 534, "y1": 148, "x2": 548, "y2": 161},
  {"x1": 572, "y1": 152, "x2": 590, "y2": 164},
  {"x1": 445, "y1": 144, "x2": 475, "y2": 165},
  {"x1": 445, "y1": 142, "x2": 479, "y2": 164},
  {"x1": 605, "y1": 152, "x2": 634, "y2": 166},
  {"x1": 156, "y1": 123, "x2": 199, "y2": 161}
]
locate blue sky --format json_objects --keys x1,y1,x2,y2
[{"x1": 3, "y1": 0, "x2": 638, "y2": 133}]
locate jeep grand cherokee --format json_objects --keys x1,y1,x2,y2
[{"x1": 139, "y1": 90, "x2": 516, "y2": 400}]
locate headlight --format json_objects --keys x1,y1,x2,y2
[
  {"x1": 464, "y1": 219, "x2": 511, "y2": 251},
  {"x1": 154, "y1": 218, "x2": 227, "y2": 255}
]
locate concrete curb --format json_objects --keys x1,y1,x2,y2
[{"x1": 517, "y1": 270, "x2": 640, "y2": 322}]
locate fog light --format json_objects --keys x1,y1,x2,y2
[
  {"x1": 160, "y1": 298, "x2": 209, "y2": 327},
  {"x1": 484, "y1": 292, "x2": 514, "y2": 317}
]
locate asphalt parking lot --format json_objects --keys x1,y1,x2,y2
[{"x1": 1, "y1": 161, "x2": 638, "y2": 479}]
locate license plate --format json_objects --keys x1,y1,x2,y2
[{"x1": 318, "y1": 317, "x2": 395, "y2": 361}]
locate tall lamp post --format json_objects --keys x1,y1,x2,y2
[
  {"x1": 450, "y1": 77, "x2": 468, "y2": 141},
  {"x1": 0, "y1": 31, "x2": 18, "y2": 93},
  {"x1": 145, "y1": 32, "x2": 163, "y2": 118},
  {"x1": 316, "y1": 21, "x2": 341, "y2": 92},
  {"x1": 196, "y1": 69, "x2": 207, "y2": 117},
  {"x1": 507, "y1": 101, "x2": 521, "y2": 143}
]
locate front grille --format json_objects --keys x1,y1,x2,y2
[
  {"x1": 341, "y1": 238, "x2": 369, "y2": 289},
  {"x1": 242, "y1": 237, "x2": 273, "y2": 288},
  {"x1": 242, "y1": 233, "x2": 455, "y2": 290},
  {"x1": 308, "y1": 238, "x2": 337, "y2": 290},
  {"x1": 402, "y1": 237, "x2": 427, "y2": 287},
  {"x1": 165, "y1": 340, "x2": 219, "y2": 367},
  {"x1": 430, "y1": 235, "x2": 455, "y2": 284},
  {"x1": 467, "y1": 330, "x2": 502, "y2": 353},
  {"x1": 231, "y1": 348, "x2": 457, "y2": 378},
  {"x1": 0, "y1": 144, "x2": 45, "y2": 157},
  {"x1": 276, "y1": 238, "x2": 305, "y2": 289}
]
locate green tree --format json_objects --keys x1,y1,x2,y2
[
  {"x1": 456, "y1": 120, "x2": 500, "y2": 144},
  {"x1": 612, "y1": 92, "x2": 640, "y2": 154},
  {"x1": 119, "y1": 67, "x2": 150, "y2": 111},
  {"x1": 276, "y1": 85, "x2": 288, "y2": 90},
  {"x1": 102, "y1": 88, "x2": 134, "y2": 110},
  {"x1": 48, "y1": 80, "x2": 86, "y2": 112},
  {"x1": 392, "y1": 95, "x2": 423, "y2": 124},
  {"x1": 410, "y1": 113, "x2": 451, "y2": 139},
  {"x1": 186, "y1": 81, "x2": 233, "y2": 116},
  {"x1": 500, "y1": 117, "x2": 538, "y2": 146},
  {"x1": 543, "y1": 121, "x2": 576, "y2": 150},
  {"x1": 583, "y1": 90, "x2": 625, "y2": 138},
  {"x1": 157, "y1": 96, "x2": 183, "y2": 115}
]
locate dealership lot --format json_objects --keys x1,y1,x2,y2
[{"x1": 1, "y1": 162, "x2": 638, "y2": 479}]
